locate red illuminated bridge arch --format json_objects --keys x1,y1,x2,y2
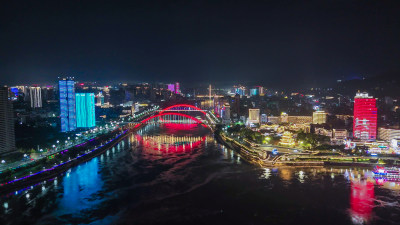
[
  {"x1": 159, "y1": 104, "x2": 207, "y2": 115},
  {"x1": 136, "y1": 112, "x2": 207, "y2": 128}
]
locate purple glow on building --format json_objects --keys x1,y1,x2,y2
[{"x1": 168, "y1": 84, "x2": 175, "y2": 92}]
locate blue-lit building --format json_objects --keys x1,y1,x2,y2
[
  {"x1": 250, "y1": 88, "x2": 258, "y2": 96},
  {"x1": 76, "y1": 93, "x2": 96, "y2": 128},
  {"x1": 59, "y1": 78, "x2": 76, "y2": 132},
  {"x1": 235, "y1": 87, "x2": 246, "y2": 96}
]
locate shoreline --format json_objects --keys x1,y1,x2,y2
[
  {"x1": 214, "y1": 131, "x2": 382, "y2": 168},
  {"x1": 0, "y1": 129, "x2": 133, "y2": 195}
]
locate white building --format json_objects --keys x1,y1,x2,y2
[
  {"x1": 378, "y1": 127, "x2": 400, "y2": 141},
  {"x1": 29, "y1": 87, "x2": 42, "y2": 108}
]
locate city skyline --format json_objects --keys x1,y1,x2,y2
[{"x1": 1, "y1": 1, "x2": 400, "y2": 224}]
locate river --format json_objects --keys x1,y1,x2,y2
[{"x1": 1, "y1": 124, "x2": 399, "y2": 225}]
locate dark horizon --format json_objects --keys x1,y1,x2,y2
[{"x1": 1, "y1": 1, "x2": 400, "y2": 88}]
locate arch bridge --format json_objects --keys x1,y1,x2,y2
[{"x1": 130, "y1": 104, "x2": 217, "y2": 129}]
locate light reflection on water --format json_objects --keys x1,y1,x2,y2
[
  {"x1": 56, "y1": 158, "x2": 103, "y2": 215},
  {"x1": 0, "y1": 123, "x2": 399, "y2": 224}
]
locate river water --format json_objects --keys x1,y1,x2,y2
[{"x1": 1, "y1": 124, "x2": 400, "y2": 225}]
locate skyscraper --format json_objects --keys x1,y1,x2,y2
[
  {"x1": 0, "y1": 87, "x2": 16, "y2": 155},
  {"x1": 59, "y1": 78, "x2": 76, "y2": 132},
  {"x1": 175, "y1": 82, "x2": 180, "y2": 94},
  {"x1": 258, "y1": 86, "x2": 264, "y2": 96},
  {"x1": 221, "y1": 103, "x2": 231, "y2": 124},
  {"x1": 353, "y1": 92, "x2": 377, "y2": 140},
  {"x1": 250, "y1": 88, "x2": 258, "y2": 96},
  {"x1": 233, "y1": 94, "x2": 240, "y2": 116},
  {"x1": 167, "y1": 84, "x2": 175, "y2": 92},
  {"x1": 76, "y1": 93, "x2": 95, "y2": 128},
  {"x1": 29, "y1": 86, "x2": 42, "y2": 108}
]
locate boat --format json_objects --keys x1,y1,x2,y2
[{"x1": 373, "y1": 166, "x2": 400, "y2": 182}]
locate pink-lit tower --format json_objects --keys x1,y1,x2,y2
[
  {"x1": 353, "y1": 92, "x2": 377, "y2": 140},
  {"x1": 175, "y1": 82, "x2": 180, "y2": 94}
]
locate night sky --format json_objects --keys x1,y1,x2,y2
[{"x1": 1, "y1": 1, "x2": 399, "y2": 87}]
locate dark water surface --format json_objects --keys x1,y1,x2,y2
[{"x1": 1, "y1": 124, "x2": 400, "y2": 225}]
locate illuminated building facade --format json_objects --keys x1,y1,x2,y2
[
  {"x1": 175, "y1": 82, "x2": 180, "y2": 94},
  {"x1": 167, "y1": 84, "x2": 175, "y2": 92},
  {"x1": 221, "y1": 103, "x2": 231, "y2": 124},
  {"x1": 250, "y1": 88, "x2": 258, "y2": 96},
  {"x1": 378, "y1": 127, "x2": 400, "y2": 141},
  {"x1": 0, "y1": 87, "x2": 16, "y2": 155},
  {"x1": 96, "y1": 92, "x2": 104, "y2": 106},
  {"x1": 59, "y1": 78, "x2": 76, "y2": 132},
  {"x1": 248, "y1": 108, "x2": 260, "y2": 124},
  {"x1": 333, "y1": 129, "x2": 348, "y2": 140},
  {"x1": 234, "y1": 85, "x2": 246, "y2": 96},
  {"x1": 258, "y1": 86, "x2": 264, "y2": 96},
  {"x1": 29, "y1": 86, "x2": 42, "y2": 108},
  {"x1": 288, "y1": 116, "x2": 312, "y2": 124},
  {"x1": 313, "y1": 111, "x2": 327, "y2": 124},
  {"x1": 261, "y1": 114, "x2": 268, "y2": 124},
  {"x1": 280, "y1": 131, "x2": 295, "y2": 146},
  {"x1": 76, "y1": 93, "x2": 96, "y2": 128},
  {"x1": 353, "y1": 92, "x2": 377, "y2": 140}
]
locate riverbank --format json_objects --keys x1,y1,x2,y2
[
  {"x1": 215, "y1": 130, "x2": 392, "y2": 168},
  {"x1": 0, "y1": 129, "x2": 133, "y2": 195}
]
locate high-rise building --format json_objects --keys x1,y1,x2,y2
[
  {"x1": 250, "y1": 88, "x2": 258, "y2": 96},
  {"x1": 313, "y1": 111, "x2": 327, "y2": 124},
  {"x1": 248, "y1": 108, "x2": 260, "y2": 124},
  {"x1": 353, "y1": 92, "x2": 377, "y2": 140},
  {"x1": 258, "y1": 86, "x2": 264, "y2": 96},
  {"x1": 76, "y1": 93, "x2": 95, "y2": 128},
  {"x1": 42, "y1": 86, "x2": 55, "y2": 102},
  {"x1": 233, "y1": 94, "x2": 240, "y2": 115},
  {"x1": 260, "y1": 114, "x2": 268, "y2": 124},
  {"x1": 29, "y1": 86, "x2": 42, "y2": 108},
  {"x1": 15, "y1": 86, "x2": 29, "y2": 101},
  {"x1": 234, "y1": 86, "x2": 246, "y2": 96},
  {"x1": 175, "y1": 82, "x2": 180, "y2": 94},
  {"x1": 59, "y1": 78, "x2": 76, "y2": 132},
  {"x1": 0, "y1": 87, "x2": 16, "y2": 155},
  {"x1": 96, "y1": 92, "x2": 104, "y2": 106},
  {"x1": 221, "y1": 103, "x2": 231, "y2": 124},
  {"x1": 167, "y1": 84, "x2": 175, "y2": 93}
]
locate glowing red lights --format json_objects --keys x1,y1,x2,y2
[
  {"x1": 159, "y1": 104, "x2": 206, "y2": 115},
  {"x1": 354, "y1": 96, "x2": 377, "y2": 140},
  {"x1": 350, "y1": 181, "x2": 374, "y2": 223},
  {"x1": 139, "y1": 112, "x2": 207, "y2": 127}
]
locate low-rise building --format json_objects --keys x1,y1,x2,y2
[{"x1": 378, "y1": 127, "x2": 400, "y2": 141}]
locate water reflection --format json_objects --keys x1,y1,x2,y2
[
  {"x1": 350, "y1": 180, "x2": 374, "y2": 224},
  {"x1": 57, "y1": 158, "x2": 103, "y2": 215},
  {"x1": 1, "y1": 123, "x2": 400, "y2": 224}
]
